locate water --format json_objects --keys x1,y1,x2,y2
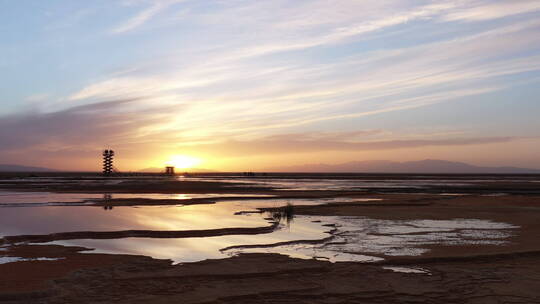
[
  {"x1": 383, "y1": 267, "x2": 431, "y2": 275},
  {"x1": 0, "y1": 197, "x2": 369, "y2": 263},
  {"x1": 221, "y1": 216, "x2": 518, "y2": 261},
  {"x1": 185, "y1": 176, "x2": 471, "y2": 191},
  {"x1": 0, "y1": 191, "x2": 275, "y2": 206},
  {"x1": 0, "y1": 175, "x2": 525, "y2": 265},
  {"x1": 51, "y1": 216, "x2": 331, "y2": 263},
  {"x1": 0, "y1": 205, "x2": 268, "y2": 236},
  {"x1": 0, "y1": 199, "x2": 518, "y2": 264},
  {"x1": 0, "y1": 257, "x2": 64, "y2": 265}
]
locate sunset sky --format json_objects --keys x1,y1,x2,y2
[{"x1": 1, "y1": 0, "x2": 540, "y2": 171}]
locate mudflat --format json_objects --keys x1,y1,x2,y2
[{"x1": 0, "y1": 174, "x2": 539, "y2": 303}]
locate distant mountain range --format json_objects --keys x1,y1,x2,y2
[
  {"x1": 269, "y1": 160, "x2": 540, "y2": 174},
  {"x1": 0, "y1": 164, "x2": 56, "y2": 172},
  {"x1": 0, "y1": 164, "x2": 218, "y2": 173},
  {"x1": 2, "y1": 160, "x2": 539, "y2": 174}
]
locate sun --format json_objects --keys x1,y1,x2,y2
[{"x1": 166, "y1": 155, "x2": 202, "y2": 169}]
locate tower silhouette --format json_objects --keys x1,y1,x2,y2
[{"x1": 102, "y1": 150, "x2": 115, "y2": 175}]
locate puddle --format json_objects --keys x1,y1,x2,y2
[
  {"x1": 314, "y1": 217, "x2": 517, "y2": 257},
  {"x1": 224, "y1": 240, "x2": 385, "y2": 263},
  {"x1": 0, "y1": 177, "x2": 522, "y2": 264},
  {"x1": 0, "y1": 204, "x2": 271, "y2": 236},
  {"x1": 0, "y1": 198, "x2": 342, "y2": 263},
  {"x1": 0, "y1": 197, "x2": 377, "y2": 237},
  {"x1": 0, "y1": 198, "x2": 519, "y2": 264},
  {"x1": 383, "y1": 266, "x2": 431, "y2": 275},
  {"x1": 0, "y1": 257, "x2": 65, "y2": 265},
  {"x1": 222, "y1": 216, "x2": 518, "y2": 261},
  {"x1": 49, "y1": 216, "x2": 331, "y2": 263}
]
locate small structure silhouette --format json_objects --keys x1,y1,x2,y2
[
  {"x1": 102, "y1": 150, "x2": 115, "y2": 175},
  {"x1": 165, "y1": 166, "x2": 175, "y2": 175}
]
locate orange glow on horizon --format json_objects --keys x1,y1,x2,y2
[{"x1": 165, "y1": 155, "x2": 202, "y2": 169}]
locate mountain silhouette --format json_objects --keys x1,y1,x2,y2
[
  {"x1": 0, "y1": 164, "x2": 56, "y2": 172},
  {"x1": 269, "y1": 159, "x2": 540, "y2": 173}
]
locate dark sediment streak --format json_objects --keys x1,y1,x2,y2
[
  {"x1": 0, "y1": 222, "x2": 279, "y2": 245},
  {"x1": 220, "y1": 225, "x2": 339, "y2": 252},
  {"x1": 91, "y1": 198, "x2": 216, "y2": 206}
]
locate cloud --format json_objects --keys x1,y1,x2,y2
[
  {"x1": 68, "y1": 3, "x2": 540, "y2": 141},
  {"x1": 111, "y1": 0, "x2": 185, "y2": 34},
  {"x1": 3, "y1": 0, "x2": 540, "y2": 169},
  {"x1": 262, "y1": 130, "x2": 386, "y2": 142},
  {"x1": 24, "y1": 93, "x2": 49, "y2": 102},
  {"x1": 175, "y1": 133, "x2": 523, "y2": 157},
  {"x1": 442, "y1": 0, "x2": 540, "y2": 22},
  {"x1": 0, "y1": 99, "x2": 158, "y2": 152}
]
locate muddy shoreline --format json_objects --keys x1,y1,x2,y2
[{"x1": 0, "y1": 175, "x2": 539, "y2": 303}]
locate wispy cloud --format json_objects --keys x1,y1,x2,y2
[
  {"x1": 111, "y1": 0, "x2": 185, "y2": 34},
  {"x1": 67, "y1": 15, "x2": 540, "y2": 139},
  {"x1": 443, "y1": 0, "x2": 540, "y2": 22},
  {"x1": 174, "y1": 134, "x2": 523, "y2": 157},
  {"x1": 2, "y1": 0, "x2": 540, "y2": 169}
]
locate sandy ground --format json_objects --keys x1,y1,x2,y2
[
  {"x1": 2, "y1": 249, "x2": 540, "y2": 303},
  {"x1": 0, "y1": 175, "x2": 539, "y2": 303}
]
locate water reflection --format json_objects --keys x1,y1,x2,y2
[
  {"x1": 50, "y1": 216, "x2": 332, "y2": 263},
  {"x1": 0, "y1": 197, "x2": 345, "y2": 238},
  {"x1": 0, "y1": 190, "x2": 520, "y2": 264},
  {"x1": 0, "y1": 203, "x2": 271, "y2": 237},
  {"x1": 102, "y1": 194, "x2": 114, "y2": 210},
  {"x1": 265, "y1": 202, "x2": 295, "y2": 226},
  {"x1": 0, "y1": 191, "x2": 276, "y2": 206}
]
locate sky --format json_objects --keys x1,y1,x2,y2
[{"x1": 1, "y1": 0, "x2": 540, "y2": 171}]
